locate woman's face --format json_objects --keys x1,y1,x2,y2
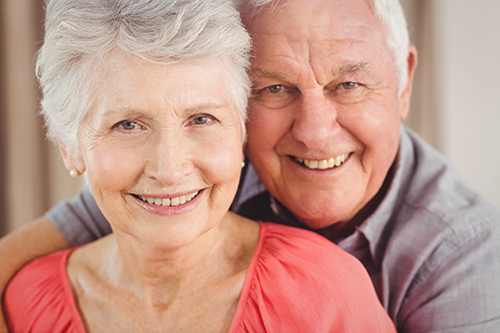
[{"x1": 73, "y1": 57, "x2": 244, "y2": 250}]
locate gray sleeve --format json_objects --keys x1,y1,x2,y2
[{"x1": 45, "y1": 187, "x2": 112, "y2": 246}]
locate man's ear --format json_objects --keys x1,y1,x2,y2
[
  {"x1": 399, "y1": 45, "x2": 418, "y2": 121},
  {"x1": 58, "y1": 140, "x2": 86, "y2": 175}
]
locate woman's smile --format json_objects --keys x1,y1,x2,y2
[
  {"x1": 135, "y1": 190, "x2": 200, "y2": 207},
  {"x1": 130, "y1": 189, "x2": 204, "y2": 216}
]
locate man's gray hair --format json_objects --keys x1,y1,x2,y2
[
  {"x1": 233, "y1": 0, "x2": 410, "y2": 96},
  {"x1": 37, "y1": 0, "x2": 252, "y2": 157}
]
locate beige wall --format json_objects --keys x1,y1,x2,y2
[
  {"x1": 0, "y1": 0, "x2": 499, "y2": 236},
  {"x1": 402, "y1": 0, "x2": 500, "y2": 209},
  {"x1": 432, "y1": 0, "x2": 500, "y2": 209},
  {"x1": 0, "y1": 0, "x2": 84, "y2": 235}
]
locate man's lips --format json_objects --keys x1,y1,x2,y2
[{"x1": 293, "y1": 153, "x2": 350, "y2": 170}]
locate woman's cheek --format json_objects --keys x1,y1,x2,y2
[
  {"x1": 84, "y1": 140, "x2": 146, "y2": 186},
  {"x1": 196, "y1": 133, "x2": 243, "y2": 185}
]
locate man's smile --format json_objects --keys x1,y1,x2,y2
[{"x1": 293, "y1": 153, "x2": 350, "y2": 170}]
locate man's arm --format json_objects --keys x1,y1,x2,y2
[
  {"x1": 0, "y1": 188, "x2": 111, "y2": 331},
  {"x1": 0, "y1": 217, "x2": 70, "y2": 332}
]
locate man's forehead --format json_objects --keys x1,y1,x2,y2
[
  {"x1": 244, "y1": 0, "x2": 381, "y2": 39},
  {"x1": 249, "y1": 26, "x2": 381, "y2": 75},
  {"x1": 251, "y1": 62, "x2": 368, "y2": 78}
]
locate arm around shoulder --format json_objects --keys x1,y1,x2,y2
[
  {"x1": 0, "y1": 216, "x2": 70, "y2": 291},
  {"x1": 0, "y1": 217, "x2": 70, "y2": 333}
]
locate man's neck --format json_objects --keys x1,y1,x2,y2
[{"x1": 317, "y1": 162, "x2": 397, "y2": 242}]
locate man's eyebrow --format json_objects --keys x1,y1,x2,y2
[
  {"x1": 336, "y1": 62, "x2": 368, "y2": 75},
  {"x1": 251, "y1": 63, "x2": 368, "y2": 81},
  {"x1": 251, "y1": 68, "x2": 291, "y2": 81}
]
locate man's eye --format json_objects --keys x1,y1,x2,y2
[
  {"x1": 340, "y1": 82, "x2": 359, "y2": 89},
  {"x1": 251, "y1": 84, "x2": 299, "y2": 109},
  {"x1": 120, "y1": 121, "x2": 137, "y2": 130},
  {"x1": 192, "y1": 115, "x2": 214, "y2": 125},
  {"x1": 267, "y1": 85, "x2": 285, "y2": 93}
]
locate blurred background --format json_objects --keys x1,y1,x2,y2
[{"x1": 0, "y1": 0, "x2": 499, "y2": 236}]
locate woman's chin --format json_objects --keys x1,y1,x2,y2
[{"x1": 113, "y1": 213, "x2": 220, "y2": 254}]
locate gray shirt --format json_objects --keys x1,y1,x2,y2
[{"x1": 47, "y1": 125, "x2": 500, "y2": 332}]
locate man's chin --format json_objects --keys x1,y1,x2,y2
[{"x1": 293, "y1": 209, "x2": 347, "y2": 230}]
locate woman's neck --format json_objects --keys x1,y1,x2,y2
[
  {"x1": 113, "y1": 221, "x2": 229, "y2": 304},
  {"x1": 77, "y1": 212, "x2": 260, "y2": 311}
]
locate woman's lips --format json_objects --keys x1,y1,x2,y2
[{"x1": 135, "y1": 190, "x2": 200, "y2": 207}]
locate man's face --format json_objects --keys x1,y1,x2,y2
[{"x1": 244, "y1": 0, "x2": 416, "y2": 229}]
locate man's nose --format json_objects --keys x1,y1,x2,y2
[
  {"x1": 291, "y1": 94, "x2": 341, "y2": 151},
  {"x1": 145, "y1": 132, "x2": 194, "y2": 186}
]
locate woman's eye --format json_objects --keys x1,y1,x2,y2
[
  {"x1": 192, "y1": 115, "x2": 214, "y2": 125},
  {"x1": 114, "y1": 120, "x2": 144, "y2": 132},
  {"x1": 340, "y1": 82, "x2": 359, "y2": 89}
]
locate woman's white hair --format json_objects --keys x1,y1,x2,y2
[
  {"x1": 37, "y1": 0, "x2": 252, "y2": 157},
  {"x1": 233, "y1": 0, "x2": 410, "y2": 96}
]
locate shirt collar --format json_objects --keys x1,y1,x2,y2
[
  {"x1": 343, "y1": 125, "x2": 416, "y2": 263},
  {"x1": 232, "y1": 163, "x2": 268, "y2": 213}
]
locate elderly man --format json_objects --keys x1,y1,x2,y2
[{"x1": 1, "y1": 0, "x2": 499, "y2": 332}]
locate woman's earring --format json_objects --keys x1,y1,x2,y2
[
  {"x1": 69, "y1": 169, "x2": 79, "y2": 178},
  {"x1": 241, "y1": 161, "x2": 245, "y2": 168}
]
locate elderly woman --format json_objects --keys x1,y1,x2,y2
[{"x1": 3, "y1": 0, "x2": 395, "y2": 332}]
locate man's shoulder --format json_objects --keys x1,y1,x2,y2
[
  {"x1": 392, "y1": 127, "x2": 499, "y2": 241},
  {"x1": 372, "y1": 129, "x2": 500, "y2": 331},
  {"x1": 390, "y1": 182, "x2": 500, "y2": 331},
  {"x1": 378, "y1": 126, "x2": 500, "y2": 289},
  {"x1": 392, "y1": 190, "x2": 500, "y2": 266}
]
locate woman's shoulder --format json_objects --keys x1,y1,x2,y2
[
  {"x1": 3, "y1": 248, "x2": 85, "y2": 333},
  {"x1": 259, "y1": 222, "x2": 363, "y2": 271},
  {"x1": 231, "y1": 222, "x2": 396, "y2": 333}
]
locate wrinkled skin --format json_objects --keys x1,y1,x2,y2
[{"x1": 243, "y1": 0, "x2": 417, "y2": 230}]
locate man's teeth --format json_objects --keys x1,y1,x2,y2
[
  {"x1": 295, "y1": 153, "x2": 349, "y2": 170},
  {"x1": 138, "y1": 191, "x2": 199, "y2": 207}
]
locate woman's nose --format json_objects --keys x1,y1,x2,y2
[{"x1": 144, "y1": 132, "x2": 194, "y2": 186}]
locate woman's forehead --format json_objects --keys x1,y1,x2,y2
[
  {"x1": 87, "y1": 57, "x2": 237, "y2": 121},
  {"x1": 101, "y1": 58, "x2": 230, "y2": 98}
]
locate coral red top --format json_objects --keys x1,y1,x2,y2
[{"x1": 4, "y1": 222, "x2": 395, "y2": 333}]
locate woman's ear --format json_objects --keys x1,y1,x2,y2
[{"x1": 58, "y1": 140, "x2": 86, "y2": 177}]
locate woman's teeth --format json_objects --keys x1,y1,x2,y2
[
  {"x1": 295, "y1": 153, "x2": 349, "y2": 170},
  {"x1": 138, "y1": 191, "x2": 199, "y2": 207}
]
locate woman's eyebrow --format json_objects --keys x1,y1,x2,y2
[
  {"x1": 184, "y1": 103, "x2": 228, "y2": 113},
  {"x1": 101, "y1": 103, "x2": 229, "y2": 119},
  {"x1": 99, "y1": 108, "x2": 147, "y2": 119}
]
